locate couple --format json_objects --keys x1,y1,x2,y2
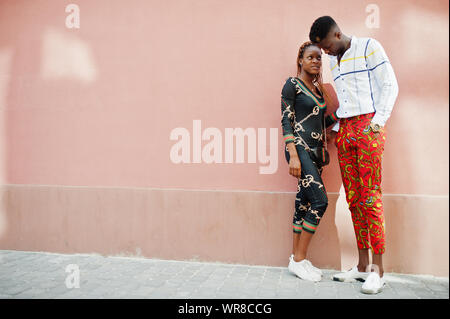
[{"x1": 281, "y1": 16, "x2": 398, "y2": 294}]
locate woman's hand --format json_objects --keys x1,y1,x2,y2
[{"x1": 289, "y1": 155, "x2": 302, "y2": 178}]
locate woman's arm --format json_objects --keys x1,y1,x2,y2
[
  {"x1": 281, "y1": 78, "x2": 301, "y2": 178},
  {"x1": 325, "y1": 111, "x2": 339, "y2": 128},
  {"x1": 281, "y1": 79, "x2": 296, "y2": 145}
]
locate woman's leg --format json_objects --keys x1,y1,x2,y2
[
  {"x1": 292, "y1": 180, "x2": 309, "y2": 261},
  {"x1": 294, "y1": 231, "x2": 314, "y2": 262},
  {"x1": 292, "y1": 232, "x2": 301, "y2": 260},
  {"x1": 292, "y1": 148, "x2": 328, "y2": 262}
]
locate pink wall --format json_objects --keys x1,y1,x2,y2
[{"x1": 0, "y1": 0, "x2": 448, "y2": 276}]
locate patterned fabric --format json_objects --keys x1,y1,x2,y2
[
  {"x1": 328, "y1": 36, "x2": 399, "y2": 131},
  {"x1": 281, "y1": 77, "x2": 338, "y2": 234},
  {"x1": 281, "y1": 77, "x2": 338, "y2": 150},
  {"x1": 335, "y1": 113, "x2": 386, "y2": 254},
  {"x1": 285, "y1": 146, "x2": 328, "y2": 234}
]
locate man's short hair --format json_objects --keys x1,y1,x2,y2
[{"x1": 309, "y1": 16, "x2": 337, "y2": 43}]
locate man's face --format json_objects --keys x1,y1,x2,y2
[{"x1": 317, "y1": 32, "x2": 342, "y2": 56}]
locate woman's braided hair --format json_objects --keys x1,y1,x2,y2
[{"x1": 296, "y1": 41, "x2": 328, "y2": 102}]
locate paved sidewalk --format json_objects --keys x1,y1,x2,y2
[{"x1": 0, "y1": 250, "x2": 448, "y2": 299}]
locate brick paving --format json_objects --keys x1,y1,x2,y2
[{"x1": 0, "y1": 250, "x2": 448, "y2": 299}]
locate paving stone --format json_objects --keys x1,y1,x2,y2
[
  {"x1": 55, "y1": 288, "x2": 85, "y2": 299},
  {"x1": 13, "y1": 287, "x2": 48, "y2": 299},
  {"x1": 1, "y1": 284, "x2": 33, "y2": 296},
  {"x1": 0, "y1": 250, "x2": 448, "y2": 299},
  {"x1": 408, "y1": 287, "x2": 436, "y2": 299},
  {"x1": 173, "y1": 290, "x2": 193, "y2": 298},
  {"x1": 189, "y1": 291, "x2": 217, "y2": 299},
  {"x1": 215, "y1": 291, "x2": 239, "y2": 299},
  {"x1": 432, "y1": 292, "x2": 449, "y2": 299},
  {"x1": 257, "y1": 289, "x2": 278, "y2": 298},
  {"x1": 423, "y1": 282, "x2": 449, "y2": 293},
  {"x1": 276, "y1": 292, "x2": 303, "y2": 299}
]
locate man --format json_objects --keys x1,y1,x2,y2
[{"x1": 309, "y1": 16, "x2": 398, "y2": 294}]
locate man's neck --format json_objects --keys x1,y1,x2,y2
[{"x1": 337, "y1": 35, "x2": 352, "y2": 63}]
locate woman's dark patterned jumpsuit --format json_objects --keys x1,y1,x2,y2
[{"x1": 281, "y1": 77, "x2": 338, "y2": 234}]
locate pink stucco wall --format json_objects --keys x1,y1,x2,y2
[{"x1": 0, "y1": 0, "x2": 448, "y2": 276}]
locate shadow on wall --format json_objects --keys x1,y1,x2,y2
[
  {"x1": 0, "y1": 47, "x2": 13, "y2": 241},
  {"x1": 305, "y1": 82, "x2": 345, "y2": 270},
  {"x1": 307, "y1": 192, "x2": 342, "y2": 270}
]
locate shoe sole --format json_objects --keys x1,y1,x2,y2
[
  {"x1": 311, "y1": 269, "x2": 323, "y2": 277},
  {"x1": 289, "y1": 267, "x2": 321, "y2": 282},
  {"x1": 361, "y1": 287, "x2": 382, "y2": 294},
  {"x1": 332, "y1": 276, "x2": 366, "y2": 283},
  {"x1": 361, "y1": 283, "x2": 385, "y2": 294},
  {"x1": 289, "y1": 262, "x2": 321, "y2": 282}
]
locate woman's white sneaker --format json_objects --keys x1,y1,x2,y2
[
  {"x1": 289, "y1": 255, "x2": 322, "y2": 277},
  {"x1": 332, "y1": 266, "x2": 369, "y2": 282},
  {"x1": 361, "y1": 272, "x2": 385, "y2": 294},
  {"x1": 304, "y1": 259, "x2": 323, "y2": 277},
  {"x1": 288, "y1": 256, "x2": 321, "y2": 282}
]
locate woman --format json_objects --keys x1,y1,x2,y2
[{"x1": 280, "y1": 41, "x2": 338, "y2": 282}]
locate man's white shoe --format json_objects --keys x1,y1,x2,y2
[
  {"x1": 332, "y1": 266, "x2": 369, "y2": 283},
  {"x1": 288, "y1": 256, "x2": 321, "y2": 282},
  {"x1": 361, "y1": 272, "x2": 385, "y2": 294}
]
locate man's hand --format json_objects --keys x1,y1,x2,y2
[{"x1": 369, "y1": 123, "x2": 383, "y2": 137}]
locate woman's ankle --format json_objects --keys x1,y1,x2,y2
[{"x1": 293, "y1": 254, "x2": 306, "y2": 262}]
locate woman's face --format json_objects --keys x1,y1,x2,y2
[{"x1": 300, "y1": 46, "x2": 322, "y2": 76}]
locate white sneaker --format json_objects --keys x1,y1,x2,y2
[
  {"x1": 332, "y1": 266, "x2": 369, "y2": 283},
  {"x1": 361, "y1": 272, "x2": 385, "y2": 294},
  {"x1": 289, "y1": 255, "x2": 322, "y2": 277},
  {"x1": 288, "y1": 256, "x2": 321, "y2": 282},
  {"x1": 304, "y1": 259, "x2": 323, "y2": 277}
]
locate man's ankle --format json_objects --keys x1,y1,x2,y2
[{"x1": 357, "y1": 264, "x2": 369, "y2": 272}]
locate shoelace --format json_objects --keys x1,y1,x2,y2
[
  {"x1": 304, "y1": 260, "x2": 320, "y2": 273},
  {"x1": 290, "y1": 256, "x2": 321, "y2": 274}
]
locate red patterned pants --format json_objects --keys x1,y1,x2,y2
[{"x1": 335, "y1": 113, "x2": 386, "y2": 255}]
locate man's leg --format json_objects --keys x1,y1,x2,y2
[
  {"x1": 372, "y1": 253, "x2": 384, "y2": 277},
  {"x1": 336, "y1": 124, "x2": 371, "y2": 271},
  {"x1": 356, "y1": 123, "x2": 386, "y2": 276}
]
